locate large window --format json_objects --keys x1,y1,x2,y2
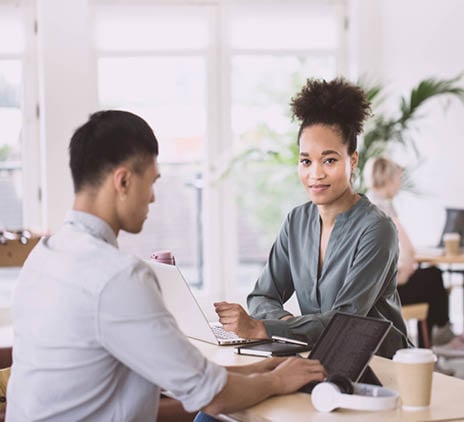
[
  {"x1": 0, "y1": 0, "x2": 38, "y2": 313},
  {"x1": 0, "y1": 4, "x2": 25, "y2": 230},
  {"x1": 93, "y1": 1, "x2": 345, "y2": 305},
  {"x1": 228, "y1": 2, "x2": 343, "y2": 295},
  {"x1": 95, "y1": 4, "x2": 213, "y2": 286}
]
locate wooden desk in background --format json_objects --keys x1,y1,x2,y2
[
  {"x1": 0, "y1": 234, "x2": 40, "y2": 268},
  {"x1": 415, "y1": 250, "x2": 464, "y2": 267},
  {"x1": 190, "y1": 339, "x2": 464, "y2": 421},
  {"x1": 415, "y1": 250, "x2": 464, "y2": 315}
]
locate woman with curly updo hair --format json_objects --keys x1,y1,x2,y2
[{"x1": 214, "y1": 78, "x2": 410, "y2": 359}]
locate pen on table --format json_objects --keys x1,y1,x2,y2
[{"x1": 271, "y1": 336, "x2": 308, "y2": 346}]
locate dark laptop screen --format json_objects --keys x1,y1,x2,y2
[{"x1": 308, "y1": 312, "x2": 392, "y2": 382}]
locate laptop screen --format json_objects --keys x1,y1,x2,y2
[{"x1": 308, "y1": 312, "x2": 392, "y2": 382}]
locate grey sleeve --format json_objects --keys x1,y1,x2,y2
[
  {"x1": 97, "y1": 261, "x2": 227, "y2": 412},
  {"x1": 330, "y1": 220, "x2": 399, "y2": 314},
  {"x1": 250, "y1": 220, "x2": 399, "y2": 345},
  {"x1": 247, "y1": 216, "x2": 295, "y2": 321}
]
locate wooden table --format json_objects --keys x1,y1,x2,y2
[
  {"x1": 415, "y1": 249, "x2": 464, "y2": 318},
  {"x1": 415, "y1": 248, "x2": 464, "y2": 290},
  {"x1": 191, "y1": 339, "x2": 464, "y2": 421},
  {"x1": 415, "y1": 249, "x2": 464, "y2": 266}
]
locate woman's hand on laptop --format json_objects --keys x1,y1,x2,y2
[{"x1": 214, "y1": 301, "x2": 268, "y2": 339}]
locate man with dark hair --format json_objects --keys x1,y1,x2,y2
[
  {"x1": 69, "y1": 110, "x2": 159, "y2": 193},
  {"x1": 7, "y1": 110, "x2": 325, "y2": 421}
]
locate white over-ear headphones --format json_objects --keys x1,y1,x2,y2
[{"x1": 311, "y1": 376, "x2": 399, "y2": 412}]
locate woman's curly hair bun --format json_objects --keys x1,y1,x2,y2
[{"x1": 290, "y1": 77, "x2": 371, "y2": 142}]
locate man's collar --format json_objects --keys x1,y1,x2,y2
[{"x1": 64, "y1": 210, "x2": 118, "y2": 248}]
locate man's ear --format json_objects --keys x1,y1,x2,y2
[{"x1": 113, "y1": 166, "x2": 132, "y2": 194}]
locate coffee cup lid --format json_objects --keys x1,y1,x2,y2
[
  {"x1": 393, "y1": 348, "x2": 437, "y2": 364},
  {"x1": 443, "y1": 232, "x2": 461, "y2": 240}
]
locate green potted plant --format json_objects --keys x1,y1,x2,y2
[{"x1": 356, "y1": 74, "x2": 464, "y2": 192}]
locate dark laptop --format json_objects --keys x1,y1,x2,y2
[{"x1": 300, "y1": 312, "x2": 392, "y2": 393}]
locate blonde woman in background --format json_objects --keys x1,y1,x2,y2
[{"x1": 365, "y1": 157, "x2": 456, "y2": 348}]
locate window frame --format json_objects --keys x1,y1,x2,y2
[
  {"x1": 0, "y1": 0, "x2": 41, "y2": 231},
  {"x1": 92, "y1": 1, "x2": 226, "y2": 312}
]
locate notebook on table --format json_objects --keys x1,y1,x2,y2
[
  {"x1": 300, "y1": 312, "x2": 392, "y2": 393},
  {"x1": 235, "y1": 339, "x2": 311, "y2": 357},
  {"x1": 148, "y1": 261, "x2": 258, "y2": 346}
]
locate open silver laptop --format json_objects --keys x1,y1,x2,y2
[{"x1": 148, "y1": 261, "x2": 257, "y2": 345}]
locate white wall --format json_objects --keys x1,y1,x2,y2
[
  {"x1": 36, "y1": 0, "x2": 97, "y2": 232},
  {"x1": 352, "y1": 0, "x2": 464, "y2": 246}
]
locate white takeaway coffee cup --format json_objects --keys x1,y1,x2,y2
[
  {"x1": 443, "y1": 232, "x2": 461, "y2": 256},
  {"x1": 393, "y1": 348, "x2": 436, "y2": 411}
]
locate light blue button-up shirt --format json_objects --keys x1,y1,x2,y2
[{"x1": 7, "y1": 210, "x2": 226, "y2": 421}]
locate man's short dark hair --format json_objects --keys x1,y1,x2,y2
[{"x1": 69, "y1": 110, "x2": 159, "y2": 193}]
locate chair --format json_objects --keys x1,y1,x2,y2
[
  {"x1": 0, "y1": 347, "x2": 12, "y2": 422},
  {"x1": 0, "y1": 366, "x2": 10, "y2": 422},
  {"x1": 402, "y1": 303, "x2": 430, "y2": 348}
]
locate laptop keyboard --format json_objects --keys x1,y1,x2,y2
[{"x1": 210, "y1": 323, "x2": 242, "y2": 340}]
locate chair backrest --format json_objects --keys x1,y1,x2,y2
[
  {"x1": 0, "y1": 348, "x2": 12, "y2": 371},
  {"x1": 402, "y1": 303, "x2": 430, "y2": 348},
  {"x1": 0, "y1": 367, "x2": 11, "y2": 416},
  {"x1": 402, "y1": 303, "x2": 429, "y2": 321}
]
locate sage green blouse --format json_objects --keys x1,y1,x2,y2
[{"x1": 247, "y1": 195, "x2": 409, "y2": 358}]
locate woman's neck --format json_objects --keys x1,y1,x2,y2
[{"x1": 317, "y1": 189, "x2": 360, "y2": 227}]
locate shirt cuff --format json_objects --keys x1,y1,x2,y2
[
  {"x1": 177, "y1": 362, "x2": 227, "y2": 413},
  {"x1": 262, "y1": 316, "x2": 326, "y2": 345},
  {"x1": 262, "y1": 319, "x2": 293, "y2": 338}
]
